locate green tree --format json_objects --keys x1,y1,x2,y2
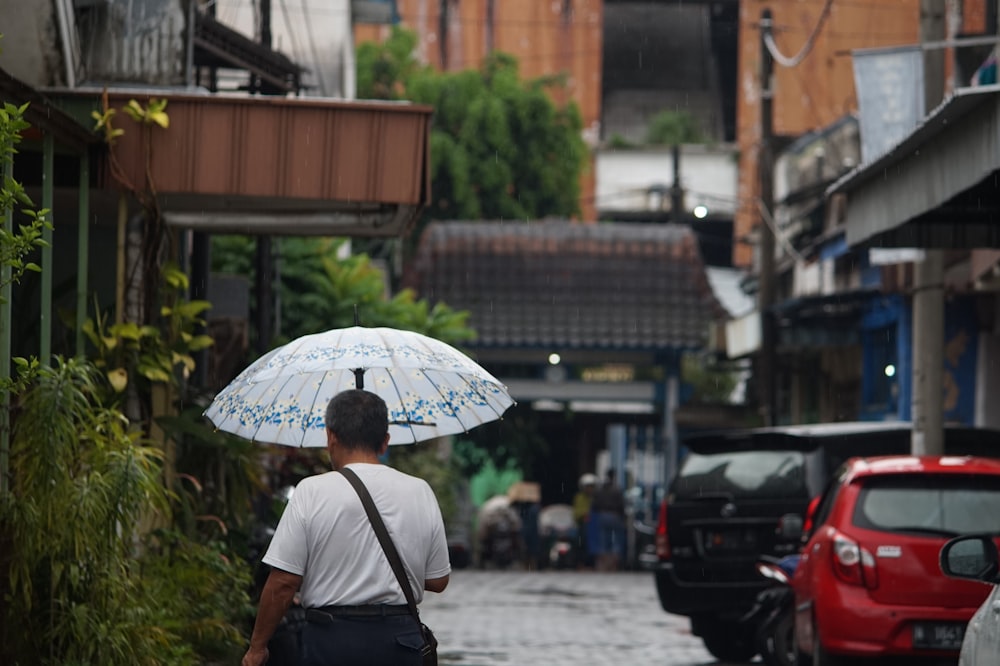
[
  {"x1": 213, "y1": 236, "x2": 475, "y2": 347},
  {"x1": 682, "y1": 352, "x2": 740, "y2": 404},
  {"x1": 645, "y1": 109, "x2": 706, "y2": 146},
  {"x1": 357, "y1": 28, "x2": 587, "y2": 224}
]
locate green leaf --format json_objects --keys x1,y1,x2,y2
[
  {"x1": 107, "y1": 367, "x2": 129, "y2": 392},
  {"x1": 187, "y1": 335, "x2": 214, "y2": 351}
]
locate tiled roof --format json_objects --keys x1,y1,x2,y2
[{"x1": 405, "y1": 221, "x2": 727, "y2": 351}]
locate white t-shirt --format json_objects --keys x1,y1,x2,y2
[{"x1": 263, "y1": 462, "x2": 451, "y2": 608}]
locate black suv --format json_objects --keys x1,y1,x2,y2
[{"x1": 653, "y1": 422, "x2": 1000, "y2": 663}]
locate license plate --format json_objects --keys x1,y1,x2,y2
[
  {"x1": 703, "y1": 529, "x2": 757, "y2": 551},
  {"x1": 912, "y1": 622, "x2": 965, "y2": 650}
]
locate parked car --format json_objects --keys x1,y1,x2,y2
[
  {"x1": 793, "y1": 455, "x2": 1000, "y2": 665},
  {"x1": 939, "y1": 533, "x2": 1000, "y2": 666},
  {"x1": 653, "y1": 422, "x2": 1000, "y2": 663}
]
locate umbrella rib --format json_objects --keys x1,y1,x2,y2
[
  {"x1": 381, "y1": 368, "x2": 422, "y2": 444},
  {"x1": 420, "y1": 370, "x2": 506, "y2": 435},
  {"x1": 255, "y1": 371, "x2": 306, "y2": 446},
  {"x1": 296, "y1": 371, "x2": 332, "y2": 447}
]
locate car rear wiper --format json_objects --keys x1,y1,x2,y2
[{"x1": 690, "y1": 491, "x2": 736, "y2": 502}]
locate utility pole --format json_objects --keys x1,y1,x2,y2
[
  {"x1": 670, "y1": 144, "x2": 684, "y2": 224},
  {"x1": 912, "y1": 0, "x2": 946, "y2": 455},
  {"x1": 256, "y1": 0, "x2": 274, "y2": 354},
  {"x1": 758, "y1": 8, "x2": 777, "y2": 426}
]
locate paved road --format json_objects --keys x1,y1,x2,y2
[{"x1": 420, "y1": 569, "x2": 726, "y2": 666}]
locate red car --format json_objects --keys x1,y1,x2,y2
[{"x1": 793, "y1": 455, "x2": 1000, "y2": 665}]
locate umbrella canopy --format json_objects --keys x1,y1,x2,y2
[{"x1": 204, "y1": 326, "x2": 515, "y2": 446}]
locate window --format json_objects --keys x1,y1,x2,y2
[
  {"x1": 854, "y1": 474, "x2": 1000, "y2": 535},
  {"x1": 672, "y1": 450, "x2": 808, "y2": 499}
]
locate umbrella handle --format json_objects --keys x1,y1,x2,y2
[{"x1": 353, "y1": 367, "x2": 365, "y2": 389}]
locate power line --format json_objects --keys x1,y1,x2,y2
[
  {"x1": 276, "y1": 0, "x2": 304, "y2": 64},
  {"x1": 297, "y1": 0, "x2": 329, "y2": 95},
  {"x1": 763, "y1": 0, "x2": 835, "y2": 67}
]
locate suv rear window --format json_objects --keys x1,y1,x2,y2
[
  {"x1": 854, "y1": 474, "x2": 1000, "y2": 535},
  {"x1": 672, "y1": 450, "x2": 809, "y2": 499}
]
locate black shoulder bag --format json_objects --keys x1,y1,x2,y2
[{"x1": 339, "y1": 467, "x2": 439, "y2": 666}]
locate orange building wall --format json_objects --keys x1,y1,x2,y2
[
  {"x1": 356, "y1": 0, "x2": 602, "y2": 221},
  {"x1": 733, "y1": 0, "x2": 990, "y2": 267},
  {"x1": 735, "y1": 0, "x2": 918, "y2": 266}
]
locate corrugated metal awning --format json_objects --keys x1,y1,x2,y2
[
  {"x1": 828, "y1": 85, "x2": 1000, "y2": 249},
  {"x1": 50, "y1": 89, "x2": 432, "y2": 237}
]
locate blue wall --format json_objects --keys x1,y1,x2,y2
[{"x1": 860, "y1": 294, "x2": 978, "y2": 424}]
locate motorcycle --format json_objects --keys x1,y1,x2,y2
[
  {"x1": 476, "y1": 495, "x2": 523, "y2": 569},
  {"x1": 538, "y1": 504, "x2": 578, "y2": 570},
  {"x1": 740, "y1": 554, "x2": 799, "y2": 666}
]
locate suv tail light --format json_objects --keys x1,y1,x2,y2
[
  {"x1": 655, "y1": 499, "x2": 670, "y2": 560},
  {"x1": 802, "y1": 495, "x2": 821, "y2": 535},
  {"x1": 831, "y1": 531, "x2": 878, "y2": 589}
]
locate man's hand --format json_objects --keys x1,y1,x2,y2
[
  {"x1": 242, "y1": 645, "x2": 269, "y2": 666},
  {"x1": 244, "y1": 568, "x2": 302, "y2": 666}
]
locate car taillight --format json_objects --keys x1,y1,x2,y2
[
  {"x1": 655, "y1": 499, "x2": 670, "y2": 560},
  {"x1": 831, "y1": 532, "x2": 878, "y2": 588}
]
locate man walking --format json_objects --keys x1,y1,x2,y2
[{"x1": 243, "y1": 389, "x2": 451, "y2": 665}]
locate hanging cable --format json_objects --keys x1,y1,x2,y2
[
  {"x1": 756, "y1": 199, "x2": 806, "y2": 262},
  {"x1": 764, "y1": 0, "x2": 835, "y2": 68}
]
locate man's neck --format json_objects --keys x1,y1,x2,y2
[{"x1": 334, "y1": 451, "x2": 382, "y2": 469}]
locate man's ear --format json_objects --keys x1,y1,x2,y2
[{"x1": 379, "y1": 434, "x2": 390, "y2": 456}]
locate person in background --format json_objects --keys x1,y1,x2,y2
[
  {"x1": 590, "y1": 468, "x2": 626, "y2": 571},
  {"x1": 573, "y1": 473, "x2": 598, "y2": 569},
  {"x1": 508, "y1": 481, "x2": 542, "y2": 570},
  {"x1": 242, "y1": 389, "x2": 451, "y2": 666}
]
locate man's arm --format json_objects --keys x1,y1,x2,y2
[
  {"x1": 424, "y1": 574, "x2": 449, "y2": 593},
  {"x1": 242, "y1": 568, "x2": 303, "y2": 666}
]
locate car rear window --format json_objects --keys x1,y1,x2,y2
[
  {"x1": 854, "y1": 474, "x2": 1000, "y2": 535},
  {"x1": 672, "y1": 450, "x2": 808, "y2": 499}
]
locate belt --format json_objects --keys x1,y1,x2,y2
[{"x1": 306, "y1": 605, "x2": 411, "y2": 623}]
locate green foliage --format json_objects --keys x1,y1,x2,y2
[
  {"x1": 0, "y1": 101, "x2": 50, "y2": 301},
  {"x1": 157, "y1": 404, "x2": 266, "y2": 544},
  {"x1": 138, "y1": 530, "x2": 253, "y2": 664},
  {"x1": 457, "y1": 403, "x2": 549, "y2": 481},
  {"x1": 645, "y1": 109, "x2": 706, "y2": 146},
  {"x1": 356, "y1": 27, "x2": 421, "y2": 100},
  {"x1": 0, "y1": 359, "x2": 252, "y2": 665},
  {"x1": 682, "y1": 352, "x2": 740, "y2": 404},
  {"x1": 212, "y1": 236, "x2": 476, "y2": 347},
  {"x1": 357, "y1": 28, "x2": 587, "y2": 224},
  {"x1": 607, "y1": 133, "x2": 636, "y2": 149},
  {"x1": 2, "y1": 359, "x2": 168, "y2": 664},
  {"x1": 81, "y1": 262, "x2": 213, "y2": 393}
]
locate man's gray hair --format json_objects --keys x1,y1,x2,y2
[{"x1": 324, "y1": 389, "x2": 389, "y2": 452}]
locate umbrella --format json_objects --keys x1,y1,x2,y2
[{"x1": 204, "y1": 326, "x2": 515, "y2": 446}]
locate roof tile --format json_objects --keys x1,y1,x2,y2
[{"x1": 406, "y1": 221, "x2": 727, "y2": 351}]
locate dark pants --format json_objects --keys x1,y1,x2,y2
[{"x1": 301, "y1": 614, "x2": 425, "y2": 665}]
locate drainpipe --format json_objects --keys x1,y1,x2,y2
[
  {"x1": 75, "y1": 153, "x2": 90, "y2": 357},
  {"x1": 115, "y1": 192, "x2": 127, "y2": 325},
  {"x1": 40, "y1": 134, "x2": 54, "y2": 366},
  {"x1": 1, "y1": 136, "x2": 12, "y2": 496},
  {"x1": 912, "y1": 0, "x2": 946, "y2": 455},
  {"x1": 757, "y1": 9, "x2": 777, "y2": 426}
]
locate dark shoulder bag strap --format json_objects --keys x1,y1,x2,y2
[{"x1": 338, "y1": 467, "x2": 421, "y2": 619}]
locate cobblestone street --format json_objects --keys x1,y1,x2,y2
[{"x1": 420, "y1": 570, "x2": 722, "y2": 666}]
